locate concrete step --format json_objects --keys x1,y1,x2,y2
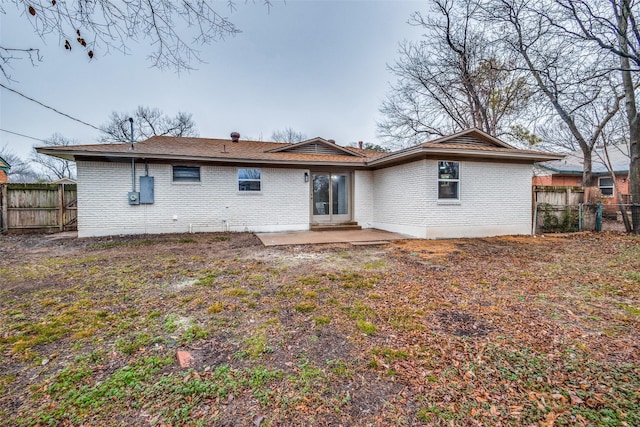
[{"x1": 310, "y1": 222, "x2": 362, "y2": 231}]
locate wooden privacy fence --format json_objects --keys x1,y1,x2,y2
[
  {"x1": 532, "y1": 185, "x2": 637, "y2": 233},
  {"x1": 0, "y1": 183, "x2": 77, "y2": 233},
  {"x1": 533, "y1": 185, "x2": 584, "y2": 206}
]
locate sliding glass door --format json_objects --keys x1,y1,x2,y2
[{"x1": 311, "y1": 172, "x2": 351, "y2": 223}]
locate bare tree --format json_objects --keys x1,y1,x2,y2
[
  {"x1": 378, "y1": 0, "x2": 532, "y2": 148},
  {"x1": 362, "y1": 143, "x2": 390, "y2": 152},
  {"x1": 99, "y1": 106, "x2": 198, "y2": 143},
  {"x1": 271, "y1": 128, "x2": 307, "y2": 143},
  {"x1": 0, "y1": 144, "x2": 39, "y2": 182},
  {"x1": 551, "y1": 0, "x2": 640, "y2": 231},
  {"x1": 485, "y1": 0, "x2": 624, "y2": 187},
  {"x1": 31, "y1": 133, "x2": 77, "y2": 180},
  {"x1": 0, "y1": 0, "x2": 271, "y2": 80}
]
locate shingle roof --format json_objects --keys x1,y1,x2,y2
[
  {"x1": 36, "y1": 129, "x2": 563, "y2": 167},
  {"x1": 537, "y1": 144, "x2": 630, "y2": 174},
  {"x1": 419, "y1": 142, "x2": 553, "y2": 156}
]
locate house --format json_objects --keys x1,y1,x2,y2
[
  {"x1": 533, "y1": 144, "x2": 630, "y2": 203},
  {"x1": 0, "y1": 156, "x2": 10, "y2": 184},
  {"x1": 36, "y1": 129, "x2": 562, "y2": 239}
]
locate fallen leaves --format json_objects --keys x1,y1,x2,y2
[{"x1": 0, "y1": 232, "x2": 638, "y2": 426}]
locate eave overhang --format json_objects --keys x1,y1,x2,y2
[
  {"x1": 368, "y1": 146, "x2": 564, "y2": 167},
  {"x1": 535, "y1": 163, "x2": 629, "y2": 175},
  {"x1": 37, "y1": 148, "x2": 371, "y2": 168},
  {"x1": 37, "y1": 142, "x2": 564, "y2": 169}
]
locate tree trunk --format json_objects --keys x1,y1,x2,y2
[
  {"x1": 628, "y1": 114, "x2": 640, "y2": 233},
  {"x1": 582, "y1": 149, "x2": 593, "y2": 187},
  {"x1": 617, "y1": 0, "x2": 640, "y2": 233}
]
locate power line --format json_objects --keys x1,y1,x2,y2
[
  {"x1": 1, "y1": 127, "x2": 122, "y2": 145},
  {"x1": 0, "y1": 128, "x2": 47, "y2": 143},
  {"x1": 0, "y1": 82, "x2": 101, "y2": 131}
]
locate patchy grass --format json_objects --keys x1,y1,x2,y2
[
  {"x1": 313, "y1": 315, "x2": 331, "y2": 326},
  {"x1": 0, "y1": 232, "x2": 639, "y2": 426},
  {"x1": 294, "y1": 302, "x2": 316, "y2": 313},
  {"x1": 355, "y1": 320, "x2": 377, "y2": 335}
]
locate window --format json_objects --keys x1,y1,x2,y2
[
  {"x1": 238, "y1": 168, "x2": 261, "y2": 191},
  {"x1": 173, "y1": 166, "x2": 200, "y2": 182},
  {"x1": 598, "y1": 176, "x2": 614, "y2": 196},
  {"x1": 438, "y1": 161, "x2": 460, "y2": 200}
]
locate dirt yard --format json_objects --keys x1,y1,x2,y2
[{"x1": 0, "y1": 231, "x2": 638, "y2": 426}]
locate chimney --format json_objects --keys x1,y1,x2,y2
[
  {"x1": 328, "y1": 139, "x2": 336, "y2": 144},
  {"x1": 358, "y1": 141, "x2": 363, "y2": 150},
  {"x1": 230, "y1": 132, "x2": 240, "y2": 143}
]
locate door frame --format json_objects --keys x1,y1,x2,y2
[{"x1": 310, "y1": 171, "x2": 353, "y2": 224}]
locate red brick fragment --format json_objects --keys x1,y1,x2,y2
[{"x1": 176, "y1": 350, "x2": 195, "y2": 368}]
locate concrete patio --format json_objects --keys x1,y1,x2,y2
[{"x1": 256, "y1": 228, "x2": 413, "y2": 246}]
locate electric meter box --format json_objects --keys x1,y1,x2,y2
[{"x1": 128, "y1": 191, "x2": 140, "y2": 205}]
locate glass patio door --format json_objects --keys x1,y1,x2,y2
[{"x1": 311, "y1": 173, "x2": 350, "y2": 223}]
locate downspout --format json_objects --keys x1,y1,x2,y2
[{"x1": 129, "y1": 117, "x2": 135, "y2": 193}]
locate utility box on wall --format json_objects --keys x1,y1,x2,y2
[
  {"x1": 140, "y1": 176, "x2": 154, "y2": 204},
  {"x1": 128, "y1": 191, "x2": 140, "y2": 205}
]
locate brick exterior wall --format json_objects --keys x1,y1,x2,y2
[
  {"x1": 532, "y1": 174, "x2": 630, "y2": 202},
  {"x1": 353, "y1": 170, "x2": 374, "y2": 228},
  {"x1": 373, "y1": 160, "x2": 430, "y2": 237},
  {"x1": 77, "y1": 159, "x2": 535, "y2": 239},
  {"x1": 533, "y1": 175, "x2": 581, "y2": 186},
  {"x1": 0, "y1": 170, "x2": 7, "y2": 184},
  {"x1": 373, "y1": 159, "x2": 533, "y2": 238},
  {"x1": 77, "y1": 161, "x2": 309, "y2": 237}
]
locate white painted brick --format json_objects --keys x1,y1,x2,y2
[
  {"x1": 353, "y1": 170, "x2": 374, "y2": 228},
  {"x1": 77, "y1": 159, "x2": 533, "y2": 239},
  {"x1": 77, "y1": 161, "x2": 309, "y2": 237},
  {"x1": 372, "y1": 159, "x2": 533, "y2": 238}
]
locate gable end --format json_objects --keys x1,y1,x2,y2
[
  {"x1": 267, "y1": 138, "x2": 364, "y2": 157},
  {"x1": 284, "y1": 143, "x2": 353, "y2": 156},
  {"x1": 447, "y1": 135, "x2": 500, "y2": 147},
  {"x1": 424, "y1": 129, "x2": 514, "y2": 149}
]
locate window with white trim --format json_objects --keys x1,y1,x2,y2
[
  {"x1": 438, "y1": 161, "x2": 460, "y2": 200},
  {"x1": 598, "y1": 176, "x2": 614, "y2": 196},
  {"x1": 173, "y1": 166, "x2": 200, "y2": 182},
  {"x1": 238, "y1": 168, "x2": 261, "y2": 191}
]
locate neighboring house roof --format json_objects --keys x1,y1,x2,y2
[
  {"x1": 49, "y1": 178, "x2": 77, "y2": 185},
  {"x1": 0, "y1": 155, "x2": 10, "y2": 172},
  {"x1": 36, "y1": 128, "x2": 563, "y2": 167},
  {"x1": 537, "y1": 144, "x2": 630, "y2": 175}
]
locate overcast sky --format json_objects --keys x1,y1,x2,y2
[{"x1": 1, "y1": 0, "x2": 425, "y2": 161}]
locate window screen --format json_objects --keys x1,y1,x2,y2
[{"x1": 173, "y1": 166, "x2": 200, "y2": 182}]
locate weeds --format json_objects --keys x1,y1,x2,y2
[
  {"x1": 294, "y1": 302, "x2": 315, "y2": 313},
  {"x1": 355, "y1": 320, "x2": 376, "y2": 335},
  {"x1": 2, "y1": 233, "x2": 639, "y2": 426}
]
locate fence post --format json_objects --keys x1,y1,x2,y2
[
  {"x1": 1, "y1": 184, "x2": 7, "y2": 234},
  {"x1": 58, "y1": 184, "x2": 64, "y2": 231},
  {"x1": 596, "y1": 202, "x2": 603, "y2": 232},
  {"x1": 532, "y1": 202, "x2": 538, "y2": 236},
  {"x1": 579, "y1": 203, "x2": 583, "y2": 231}
]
